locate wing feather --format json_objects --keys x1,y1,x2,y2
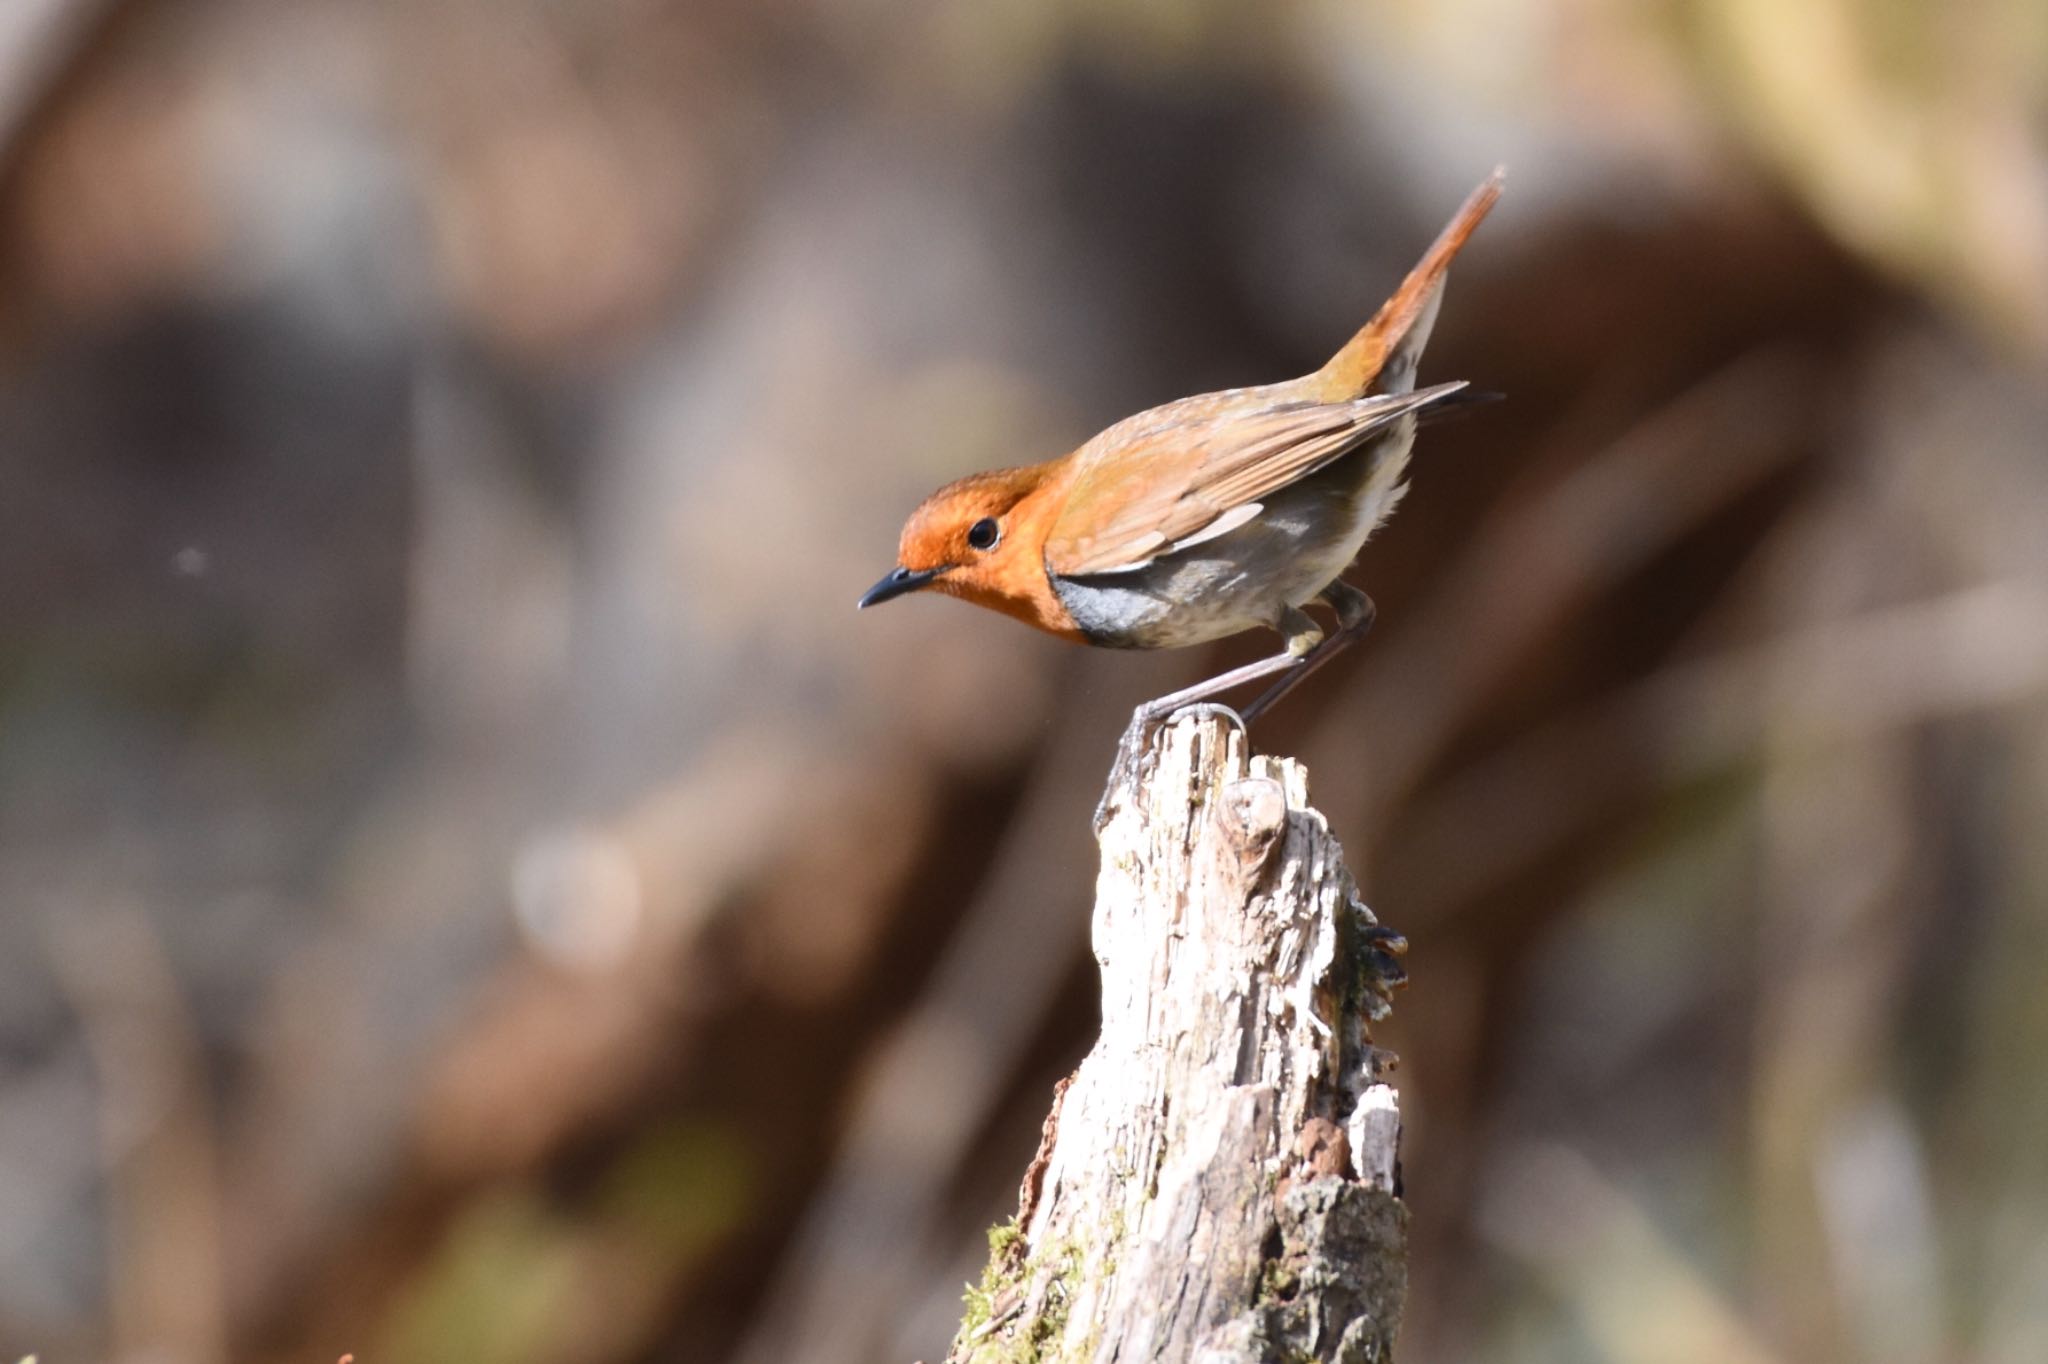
[{"x1": 1044, "y1": 381, "x2": 1464, "y2": 576}]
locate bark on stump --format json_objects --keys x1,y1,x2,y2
[{"x1": 948, "y1": 712, "x2": 1407, "y2": 1364}]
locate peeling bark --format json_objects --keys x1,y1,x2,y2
[{"x1": 948, "y1": 713, "x2": 1406, "y2": 1363}]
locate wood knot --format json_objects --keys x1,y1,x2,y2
[{"x1": 1217, "y1": 777, "x2": 1286, "y2": 872}]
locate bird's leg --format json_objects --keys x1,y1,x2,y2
[
  {"x1": 1095, "y1": 607, "x2": 1323, "y2": 831},
  {"x1": 1238, "y1": 581, "x2": 1377, "y2": 726}
]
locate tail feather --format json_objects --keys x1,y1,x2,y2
[
  {"x1": 1415, "y1": 387, "x2": 1505, "y2": 425},
  {"x1": 1311, "y1": 167, "x2": 1505, "y2": 402}
]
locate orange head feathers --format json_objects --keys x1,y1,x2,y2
[{"x1": 858, "y1": 459, "x2": 1086, "y2": 638}]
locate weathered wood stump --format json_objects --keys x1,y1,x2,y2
[{"x1": 947, "y1": 712, "x2": 1407, "y2": 1363}]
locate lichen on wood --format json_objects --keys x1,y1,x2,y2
[{"x1": 946, "y1": 712, "x2": 1407, "y2": 1364}]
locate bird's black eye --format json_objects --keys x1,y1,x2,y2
[{"x1": 967, "y1": 517, "x2": 1001, "y2": 551}]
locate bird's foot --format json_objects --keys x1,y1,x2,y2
[
  {"x1": 1350, "y1": 905, "x2": 1409, "y2": 1022},
  {"x1": 1093, "y1": 701, "x2": 1250, "y2": 834},
  {"x1": 1169, "y1": 701, "x2": 1251, "y2": 750},
  {"x1": 1095, "y1": 705, "x2": 1161, "y2": 833}
]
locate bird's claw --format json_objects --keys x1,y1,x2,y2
[
  {"x1": 1095, "y1": 707, "x2": 1165, "y2": 833},
  {"x1": 1171, "y1": 702, "x2": 1250, "y2": 748},
  {"x1": 1093, "y1": 702, "x2": 1252, "y2": 834}
]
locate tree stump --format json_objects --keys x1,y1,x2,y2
[{"x1": 947, "y1": 712, "x2": 1408, "y2": 1363}]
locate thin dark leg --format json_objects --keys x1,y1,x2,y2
[
  {"x1": 1238, "y1": 582, "x2": 1376, "y2": 726},
  {"x1": 1128, "y1": 647, "x2": 1304, "y2": 722}
]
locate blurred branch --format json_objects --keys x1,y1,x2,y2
[
  {"x1": 0, "y1": 0, "x2": 118, "y2": 162},
  {"x1": 1403, "y1": 576, "x2": 2048, "y2": 912},
  {"x1": 47, "y1": 906, "x2": 226, "y2": 1364},
  {"x1": 1479, "y1": 1144, "x2": 1785, "y2": 1364},
  {"x1": 1343, "y1": 348, "x2": 1818, "y2": 832},
  {"x1": 731, "y1": 671, "x2": 1118, "y2": 1364},
  {"x1": 1696, "y1": 0, "x2": 2048, "y2": 355},
  {"x1": 949, "y1": 715, "x2": 1406, "y2": 1361}
]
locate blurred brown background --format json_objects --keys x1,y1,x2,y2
[{"x1": 2, "y1": 1, "x2": 2044, "y2": 1362}]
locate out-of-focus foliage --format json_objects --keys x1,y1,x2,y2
[{"x1": 0, "y1": 2, "x2": 2042, "y2": 1363}]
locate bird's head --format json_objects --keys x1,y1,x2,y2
[{"x1": 858, "y1": 461, "x2": 1079, "y2": 636}]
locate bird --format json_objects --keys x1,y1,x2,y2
[{"x1": 860, "y1": 168, "x2": 1503, "y2": 782}]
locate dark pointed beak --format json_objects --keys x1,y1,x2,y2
[{"x1": 858, "y1": 564, "x2": 943, "y2": 609}]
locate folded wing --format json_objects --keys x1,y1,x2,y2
[{"x1": 1043, "y1": 381, "x2": 1465, "y2": 576}]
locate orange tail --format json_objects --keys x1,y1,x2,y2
[{"x1": 1311, "y1": 167, "x2": 1504, "y2": 401}]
